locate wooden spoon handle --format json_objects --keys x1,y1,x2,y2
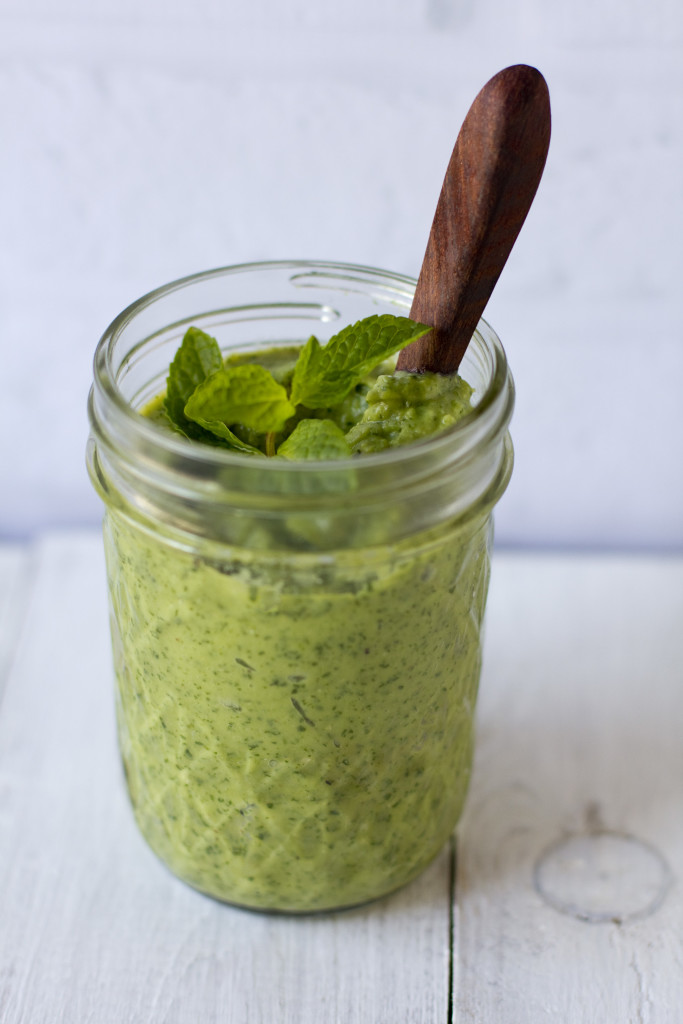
[{"x1": 397, "y1": 64, "x2": 551, "y2": 374}]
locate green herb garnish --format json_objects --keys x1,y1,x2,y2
[
  {"x1": 159, "y1": 315, "x2": 440, "y2": 459},
  {"x1": 277, "y1": 419, "x2": 351, "y2": 461},
  {"x1": 185, "y1": 364, "x2": 295, "y2": 433},
  {"x1": 164, "y1": 327, "x2": 225, "y2": 442},
  {"x1": 290, "y1": 315, "x2": 431, "y2": 409}
]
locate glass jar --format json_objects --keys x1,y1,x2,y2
[{"x1": 87, "y1": 260, "x2": 514, "y2": 913}]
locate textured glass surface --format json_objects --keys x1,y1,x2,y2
[{"x1": 105, "y1": 507, "x2": 493, "y2": 912}]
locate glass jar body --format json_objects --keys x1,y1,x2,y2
[
  {"x1": 88, "y1": 261, "x2": 514, "y2": 912},
  {"x1": 105, "y1": 505, "x2": 493, "y2": 911}
]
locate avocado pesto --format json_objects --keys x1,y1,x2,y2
[
  {"x1": 94, "y1": 304, "x2": 509, "y2": 913},
  {"x1": 106, "y1": 507, "x2": 491, "y2": 911}
]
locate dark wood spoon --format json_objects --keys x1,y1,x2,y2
[{"x1": 396, "y1": 64, "x2": 551, "y2": 374}]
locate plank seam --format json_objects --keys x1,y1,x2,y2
[{"x1": 448, "y1": 834, "x2": 456, "y2": 1024}]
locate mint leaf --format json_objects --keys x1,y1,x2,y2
[
  {"x1": 290, "y1": 315, "x2": 431, "y2": 409},
  {"x1": 289, "y1": 334, "x2": 322, "y2": 398},
  {"x1": 185, "y1": 364, "x2": 296, "y2": 443},
  {"x1": 164, "y1": 327, "x2": 224, "y2": 438},
  {"x1": 182, "y1": 416, "x2": 265, "y2": 455},
  {"x1": 277, "y1": 418, "x2": 352, "y2": 461}
]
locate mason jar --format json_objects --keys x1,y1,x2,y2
[{"x1": 86, "y1": 260, "x2": 514, "y2": 913}]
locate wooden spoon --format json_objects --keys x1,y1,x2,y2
[{"x1": 396, "y1": 64, "x2": 551, "y2": 374}]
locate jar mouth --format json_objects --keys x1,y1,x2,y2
[
  {"x1": 91, "y1": 260, "x2": 513, "y2": 476},
  {"x1": 88, "y1": 260, "x2": 514, "y2": 548}
]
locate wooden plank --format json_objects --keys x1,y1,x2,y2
[
  {"x1": 0, "y1": 532, "x2": 452, "y2": 1024},
  {"x1": 0, "y1": 543, "x2": 33, "y2": 703},
  {"x1": 454, "y1": 554, "x2": 683, "y2": 1023}
]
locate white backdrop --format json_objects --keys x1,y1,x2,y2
[{"x1": 1, "y1": 1, "x2": 681, "y2": 547}]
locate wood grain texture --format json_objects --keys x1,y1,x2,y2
[
  {"x1": 0, "y1": 534, "x2": 451, "y2": 1024},
  {"x1": 397, "y1": 64, "x2": 551, "y2": 374},
  {"x1": 454, "y1": 555, "x2": 683, "y2": 1023}
]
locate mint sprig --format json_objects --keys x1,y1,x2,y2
[
  {"x1": 158, "y1": 313, "x2": 440, "y2": 459},
  {"x1": 164, "y1": 327, "x2": 224, "y2": 439},
  {"x1": 277, "y1": 419, "x2": 351, "y2": 461},
  {"x1": 185, "y1": 364, "x2": 296, "y2": 450},
  {"x1": 289, "y1": 315, "x2": 431, "y2": 409}
]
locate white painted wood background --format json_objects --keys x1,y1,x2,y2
[{"x1": 0, "y1": 535, "x2": 681, "y2": 1022}]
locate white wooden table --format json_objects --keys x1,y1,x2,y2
[{"x1": 1, "y1": 534, "x2": 681, "y2": 1023}]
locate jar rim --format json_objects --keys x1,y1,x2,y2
[{"x1": 92, "y1": 259, "x2": 514, "y2": 478}]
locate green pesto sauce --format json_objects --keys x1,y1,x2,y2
[
  {"x1": 106, "y1": 510, "x2": 491, "y2": 911},
  {"x1": 108, "y1": 344, "x2": 487, "y2": 912}
]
